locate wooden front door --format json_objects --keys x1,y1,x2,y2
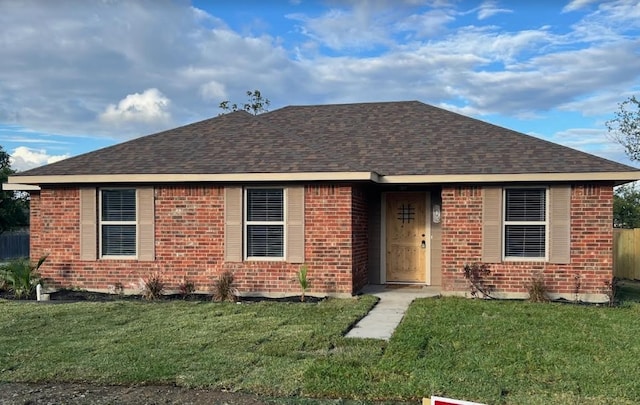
[{"x1": 385, "y1": 192, "x2": 428, "y2": 283}]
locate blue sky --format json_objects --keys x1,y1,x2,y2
[{"x1": 1, "y1": 0, "x2": 639, "y2": 171}]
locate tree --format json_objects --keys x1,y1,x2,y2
[
  {"x1": 606, "y1": 96, "x2": 640, "y2": 162},
  {"x1": 613, "y1": 184, "x2": 640, "y2": 228},
  {"x1": 219, "y1": 90, "x2": 270, "y2": 116},
  {"x1": 0, "y1": 146, "x2": 29, "y2": 234}
]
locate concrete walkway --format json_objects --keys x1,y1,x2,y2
[{"x1": 345, "y1": 285, "x2": 441, "y2": 340}]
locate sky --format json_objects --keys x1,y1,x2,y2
[{"x1": 1, "y1": 0, "x2": 639, "y2": 172}]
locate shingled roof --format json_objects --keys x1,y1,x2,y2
[{"x1": 10, "y1": 101, "x2": 640, "y2": 184}]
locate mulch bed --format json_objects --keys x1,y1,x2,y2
[{"x1": 0, "y1": 289, "x2": 326, "y2": 304}]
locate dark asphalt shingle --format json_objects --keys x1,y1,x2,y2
[{"x1": 15, "y1": 101, "x2": 638, "y2": 178}]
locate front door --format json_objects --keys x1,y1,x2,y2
[{"x1": 385, "y1": 192, "x2": 429, "y2": 283}]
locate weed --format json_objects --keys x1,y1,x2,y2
[
  {"x1": 108, "y1": 282, "x2": 125, "y2": 296},
  {"x1": 179, "y1": 278, "x2": 196, "y2": 299},
  {"x1": 603, "y1": 277, "x2": 619, "y2": 307},
  {"x1": 573, "y1": 274, "x2": 582, "y2": 303},
  {"x1": 527, "y1": 273, "x2": 549, "y2": 302},
  {"x1": 142, "y1": 272, "x2": 165, "y2": 300},
  {"x1": 213, "y1": 271, "x2": 237, "y2": 302},
  {"x1": 462, "y1": 262, "x2": 494, "y2": 299},
  {"x1": 0, "y1": 255, "x2": 48, "y2": 299},
  {"x1": 296, "y1": 264, "x2": 310, "y2": 302}
]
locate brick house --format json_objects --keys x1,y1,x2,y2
[{"x1": 7, "y1": 101, "x2": 640, "y2": 301}]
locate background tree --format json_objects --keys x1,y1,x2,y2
[
  {"x1": 0, "y1": 146, "x2": 29, "y2": 234},
  {"x1": 607, "y1": 96, "x2": 640, "y2": 228},
  {"x1": 607, "y1": 95, "x2": 640, "y2": 162},
  {"x1": 219, "y1": 90, "x2": 270, "y2": 115},
  {"x1": 614, "y1": 184, "x2": 640, "y2": 228}
]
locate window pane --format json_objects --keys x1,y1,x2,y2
[
  {"x1": 102, "y1": 225, "x2": 136, "y2": 256},
  {"x1": 247, "y1": 189, "x2": 283, "y2": 222},
  {"x1": 247, "y1": 225, "x2": 284, "y2": 257},
  {"x1": 505, "y1": 189, "x2": 545, "y2": 222},
  {"x1": 102, "y1": 189, "x2": 136, "y2": 221},
  {"x1": 505, "y1": 225, "x2": 545, "y2": 257}
]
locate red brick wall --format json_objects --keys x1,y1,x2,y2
[
  {"x1": 351, "y1": 186, "x2": 369, "y2": 292},
  {"x1": 31, "y1": 184, "x2": 360, "y2": 296},
  {"x1": 440, "y1": 183, "x2": 614, "y2": 297},
  {"x1": 29, "y1": 190, "x2": 41, "y2": 263}
]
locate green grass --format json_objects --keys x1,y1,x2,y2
[{"x1": 1, "y1": 289, "x2": 640, "y2": 404}]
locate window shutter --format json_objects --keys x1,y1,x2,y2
[
  {"x1": 80, "y1": 188, "x2": 97, "y2": 260},
  {"x1": 549, "y1": 185, "x2": 571, "y2": 264},
  {"x1": 482, "y1": 187, "x2": 502, "y2": 263},
  {"x1": 137, "y1": 187, "x2": 155, "y2": 261},
  {"x1": 286, "y1": 186, "x2": 305, "y2": 263},
  {"x1": 225, "y1": 186, "x2": 243, "y2": 262}
]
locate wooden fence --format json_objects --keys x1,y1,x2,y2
[
  {"x1": 613, "y1": 228, "x2": 640, "y2": 280},
  {"x1": 0, "y1": 232, "x2": 29, "y2": 261}
]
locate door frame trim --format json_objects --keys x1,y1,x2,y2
[{"x1": 380, "y1": 191, "x2": 431, "y2": 285}]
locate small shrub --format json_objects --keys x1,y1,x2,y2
[
  {"x1": 179, "y1": 278, "x2": 196, "y2": 299},
  {"x1": 108, "y1": 282, "x2": 125, "y2": 296},
  {"x1": 0, "y1": 255, "x2": 48, "y2": 299},
  {"x1": 573, "y1": 274, "x2": 582, "y2": 303},
  {"x1": 527, "y1": 273, "x2": 549, "y2": 303},
  {"x1": 462, "y1": 262, "x2": 494, "y2": 299},
  {"x1": 296, "y1": 264, "x2": 310, "y2": 302},
  {"x1": 114, "y1": 282, "x2": 124, "y2": 296},
  {"x1": 142, "y1": 272, "x2": 165, "y2": 300},
  {"x1": 213, "y1": 271, "x2": 237, "y2": 302},
  {"x1": 603, "y1": 277, "x2": 619, "y2": 307}
]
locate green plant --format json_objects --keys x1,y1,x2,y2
[
  {"x1": 603, "y1": 277, "x2": 619, "y2": 307},
  {"x1": 462, "y1": 262, "x2": 494, "y2": 299},
  {"x1": 213, "y1": 271, "x2": 237, "y2": 302},
  {"x1": 179, "y1": 278, "x2": 196, "y2": 299},
  {"x1": 142, "y1": 272, "x2": 164, "y2": 300},
  {"x1": 0, "y1": 255, "x2": 47, "y2": 299},
  {"x1": 108, "y1": 282, "x2": 124, "y2": 296},
  {"x1": 296, "y1": 264, "x2": 310, "y2": 302},
  {"x1": 573, "y1": 274, "x2": 582, "y2": 303},
  {"x1": 527, "y1": 273, "x2": 549, "y2": 303}
]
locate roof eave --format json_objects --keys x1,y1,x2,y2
[
  {"x1": 7, "y1": 171, "x2": 380, "y2": 186},
  {"x1": 380, "y1": 172, "x2": 640, "y2": 185},
  {"x1": 7, "y1": 171, "x2": 640, "y2": 189},
  {"x1": 2, "y1": 183, "x2": 42, "y2": 191}
]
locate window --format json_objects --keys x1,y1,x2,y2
[
  {"x1": 245, "y1": 188, "x2": 284, "y2": 258},
  {"x1": 504, "y1": 188, "x2": 547, "y2": 259},
  {"x1": 100, "y1": 189, "x2": 137, "y2": 257}
]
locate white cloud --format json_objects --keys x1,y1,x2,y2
[
  {"x1": 549, "y1": 127, "x2": 636, "y2": 165},
  {"x1": 9, "y1": 146, "x2": 69, "y2": 172},
  {"x1": 562, "y1": 0, "x2": 601, "y2": 13},
  {"x1": 100, "y1": 88, "x2": 171, "y2": 125},
  {"x1": 477, "y1": 1, "x2": 513, "y2": 20},
  {"x1": 199, "y1": 81, "x2": 227, "y2": 102}
]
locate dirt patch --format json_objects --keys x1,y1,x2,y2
[{"x1": 0, "y1": 382, "x2": 270, "y2": 405}]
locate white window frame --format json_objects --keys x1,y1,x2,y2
[
  {"x1": 99, "y1": 188, "x2": 138, "y2": 259},
  {"x1": 244, "y1": 187, "x2": 286, "y2": 261},
  {"x1": 503, "y1": 187, "x2": 549, "y2": 261}
]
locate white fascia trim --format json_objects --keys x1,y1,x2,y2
[
  {"x1": 380, "y1": 172, "x2": 640, "y2": 183},
  {"x1": 2, "y1": 182, "x2": 41, "y2": 191},
  {"x1": 8, "y1": 171, "x2": 379, "y2": 185},
  {"x1": 8, "y1": 170, "x2": 640, "y2": 186}
]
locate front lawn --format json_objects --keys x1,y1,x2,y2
[{"x1": 1, "y1": 290, "x2": 639, "y2": 404}]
